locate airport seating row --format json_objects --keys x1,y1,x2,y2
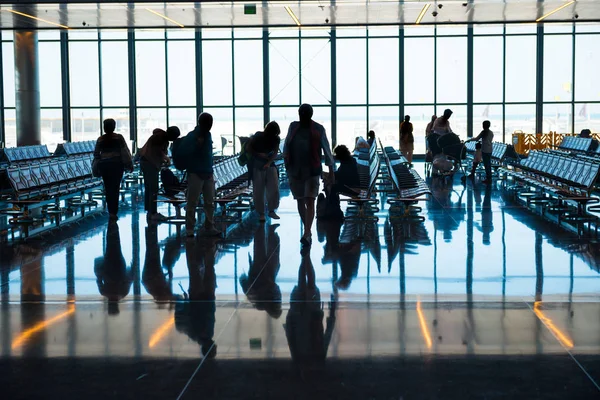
[
  {"x1": 54, "y1": 140, "x2": 96, "y2": 156},
  {"x1": 558, "y1": 136, "x2": 598, "y2": 154},
  {"x1": 0, "y1": 145, "x2": 52, "y2": 164},
  {"x1": 383, "y1": 147, "x2": 431, "y2": 201},
  {"x1": 464, "y1": 141, "x2": 510, "y2": 163},
  {"x1": 340, "y1": 142, "x2": 380, "y2": 221}
]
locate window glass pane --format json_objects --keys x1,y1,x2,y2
[
  {"x1": 404, "y1": 37, "x2": 434, "y2": 104},
  {"x1": 69, "y1": 30, "x2": 98, "y2": 40},
  {"x1": 544, "y1": 23, "x2": 573, "y2": 34},
  {"x1": 405, "y1": 26, "x2": 434, "y2": 36},
  {"x1": 436, "y1": 37, "x2": 467, "y2": 103},
  {"x1": 201, "y1": 29, "x2": 232, "y2": 39},
  {"x1": 506, "y1": 25, "x2": 536, "y2": 34},
  {"x1": 368, "y1": 26, "x2": 400, "y2": 37},
  {"x1": 336, "y1": 28, "x2": 366, "y2": 37},
  {"x1": 437, "y1": 26, "x2": 468, "y2": 36},
  {"x1": 168, "y1": 41, "x2": 196, "y2": 106},
  {"x1": 301, "y1": 28, "x2": 331, "y2": 38},
  {"x1": 301, "y1": 39, "x2": 331, "y2": 105},
  {"x1": 201, "y1": 108, "x2": 234, "y2": 155},
  {"x1": 2, "y1": 42, "x2": 15, "y2": 108},
  {"x1": 543, "y1": 35, "x2": 572, "y2": 102},
  {"x1": 404, "y1": 106, "x2": 435, "y2": 154},
  {"x1": 137, "y1": 108, "x2": 167, "y2": 147},
  {"x1": 101, "y1": 41, "x2": 129, "y2": 107},
  {"x1": 39, "y1": 42, "x2": 62, "y2": 107},
  {"x1": 505, "y1": 104, "x2": 536, "y2": 136},
  {"x1": 71, "y1": 109, "x2": 101, "y2": 142},
  {"x1": 3, "y1": 109, "x2": 16, "y2": 148},
  {"x1": 473, "y1": 105, "x2": 503, "y2": 141},
  {"x1": 435, "y1": 105, "x2": 467, "y2": 140},
  {"x1": 269, "y1": 39, "x2": 299, "y2": 105},
  {"x1": 337, "y1": 39, "x2": 366, "y2": 104},
  {"x1": 505, "y1": 36, "x2": 536, "y2": 102},
  {"x1": 337, "y1": 106, "x2": 366, "y2": 149},
  {"x1": 41, "y1": 109, "x2": 63, "y2": 150},
  {"x1": 38, "y1": 31, "x2": 60, "y2": 41},
  {"x1": 235, "y1": 108, "x2": 264, "y2": 150},
  {"x1": 312, "y1": 106, "x2": 332, "y2": 145},
  {"x1": 69, "y1": 41, "x2": 100, "y2": 106},
  {"x1": 136, "y1": 41, "x2": 166, "y2": 106},
  {"x1": 575, "y1": 34, "x2": 600, "y2": 102},
  {"x1": 576, "y1": 23, "x2": 600, "y2": 33},
  {"x1": 234, "y1": 28, "x2": 263, "y2": 38},
  {"x1": 168, "y1": 108, "x2": 197, "y2": 137},
  {"x1": 136, "y1": 30, "x2": 165, "y2": 39},
  {"x1": 234, "y1": 40, "x2": 263, "y2": 106},
  {"x1": 269, "y1": 29, "x2": 299, "y2": 38},
  {"x1": 101, "y1": 30, "x2": 128, "y2": 40},
  {"x1": 368, "y1": 38, "x2": 399, "y2": 104},
  {"x1": 474, "y1": 25, "x2": 504, "y2": 35},
  {"x1": 368, "y1": 106, "x2": 400, "y2": 150},
  {"x1": 575, "y1": 104, "x2": 600, "y2": 134},
  {"x1": 474, "y1": 36, "x2": 503, "y2": 103},
  {"x1": 271, "y1": 107, "x2": 299, "y2": 141},
  {"x1": 203, "y1": 41, "x2": 233, "y2": 106},
  {"x1": 543, "y1": 103, "x2": 572, "y2": 133},
  {"x1": 167, "y1": 29, "x2": 195, "y2": 39}
]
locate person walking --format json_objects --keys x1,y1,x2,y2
[
  {"x1": 467, "y1": 120, "x2": 494, "y2": 184},
  {"x1": 93, "y1": 118, "x2": 133, "y2": 221},
  {"x1": 399, "y1": 115, "x2": 414, "y2": 166},
  {"x1": 139, "y1": 126, "x2": 180, "y2": 222},
  {"x1": 183, "y1": 113, "x2": 220, "y2": 238},
  {"x1": 283, "y1": 104, "x2": 335, "y2": 246},
  {"x1": 247, "y1": 121, "x2": 281, "y2": 222}
]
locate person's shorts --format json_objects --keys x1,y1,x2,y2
[{"x1": 289, "y1": 176, "x2": 320, "y2": 199}]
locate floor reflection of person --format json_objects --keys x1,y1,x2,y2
[
  {"x1": 94, "y1": 223, "x2": 132, "y2": 315},
  {"x1": 473, "y1": 183, "x2": 494, "y2": 245},
  {"x1": 175, "y1": 237, "x2": 220, "y2": 359},
  {"x1": 284, "y1": 249, "x2": 336, "y2": 364},
  {"x1": 318, "y1": 219, "x2": 361, "y2": 290},
  {"x1": 240, "y1": 224, "x2": 282, "y2": 318},
  {"x1": 142, "y1": 226, "x2": 182, "y2": 303}
]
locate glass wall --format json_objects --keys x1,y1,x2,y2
[{"x1": 1, "y1": 24, "x2": 600, "y2": 154}]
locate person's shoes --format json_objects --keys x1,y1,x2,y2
[
  {"x1": 202, "y1": 226, "x2": 222, "y2": 237},
  {"x1": 259, "y1": 214, "x2": 266, "y2": 222},
  {"x1": 109, "y1": 214, "x2": 118, "y2": 221},
  {"x1": 300, "y1": 232, "x2": 312, "y2": 246},
  {"x1": 268, "y1": 211, "x2": 280, "y2": 220}
]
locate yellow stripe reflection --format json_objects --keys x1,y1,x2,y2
[
  {"x1": 536, "y1": 1, "x2": 576, "y2": 22},
  {"x1": 149, "y1": 316, "x2": 175, "y2": 348},
  {"x1": 416, "y1": 301, "x2": 433, "y2": 349},
  {"x1": 12, "y1": 306, "x2": 75, "y2": 349},
  {"x1": 145, "y1": 8, "x2": 185, "y2": 28},
  {"x1": 415, "y1": 4, "x2": 431, "y2": 25},
  {"x1": 4, "y1": 9, "x2": 69, "y2": 29},
  {"x1": 533, "y1": 302, "x2": 574, "y2": 349},
  {"x1": 284, "y1": 6, "x2": 301, "y2": 27}
]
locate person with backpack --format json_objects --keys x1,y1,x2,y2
[
  {"x1": 139, "y1": 126, "x2": 180, "y2": 223},
  {"x1": 180, "y1": 113, "x2": 221, "y2": 238},
  {"x1": 246, "y1": 121, "x2": 281, "y2": 222}
]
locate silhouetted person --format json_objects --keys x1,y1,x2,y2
[
  {"x1": 284, "y1": 250, "x2": 336, "y2": 364},
  {"x1": 468, "y1": 120, "x2": 494, "y2": 184},
  {"x1": 354, "y1": 136, "x2": 370, "y2": 151},
  {"x1": 283, "y1": 104, "x2": 335, "y2": 246},
  {"x1": 324, "y1": 145, "x2": 360, "y2": 197},
  {"x1": 184, "y1": 113, "x2": 220, "y2": 238},
  {"x1": 579, "y1": 128, "x2": 592, "y2": 138},
  {"x1": 94, "y1": 223, "x2": 132, "y2": 315},
  {"x1": 432, "y1": 109, "x2": 454, "y2": 136},
  {"x1": 247, "y1": 121, "x2": 281, "y2": 222},
  {"x1": 399, "y1": 115, "x2": 414, "y2": 165},
  {"x1": 240, "y1": 224, "x2": 282, "y2": 318},
  {"x1": 139, "y1": 126, "x2": 180, "y2": 223},
  {"x1": 142, "y1": 226, "x2": 181, "y2": 303},
  {"x1": 317, "y1": 219, "x2": 361, "y2": 290},
  {"x1": 425, "y1": 115, "x2": 437, "y2": 138},
  {"x1": 367, "y1": 130, "x2": 376, "y2": 147},
  {"x1": 93, "y1": 118, "x2": 133, "y2": 221},
  {"x1": 175, "y1": 237, "x2": 220, "y2": 358}
]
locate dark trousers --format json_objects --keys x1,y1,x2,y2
[
  {"x1": 100, "y1": 162, "x2": 124, "y2": 216},
  {"x1": 482, "y1": 152, "x2": 492, "y2": 180},
  {"x1": 141, "y1": 159, "x2": 160, "y2": 215}
]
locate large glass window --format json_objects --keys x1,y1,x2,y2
[
  {"x1": 137, "y1": 108, "x2": 167, "y2": 146},
  {"x1": 543, "y1": 103, "x2": 572, "y2": 133},
  {"x1": 2, "y1": 42, "x2": 15, "y2": 108},
  {"x1": 69, "y1": 41, "x2": 100, "y2": 107},
  {"x1": 71, "y1": 108, "x2": 101, "y2": 142},
  {"x1": 368, "y1": 106, "x2": 400, "y2": 149},
  {"x1": 404, "y1": 106, "x2": 435, "y2": 154},
  {"x1": 544, "y1": 35, "x2": 572, "y2": 102},
  {"x1": 235, "y1": 108, "x2": 264, "y2": 150},
  {"x1": 337, "y1": 106, "x2": 367, "y2": 148},
  {"x1": 203, "y1": 41, "x2": 233, "y2": 106},
  {"x1": 575, "y1": 34, "x2": 600, "y2": 102},
  {"x1": 301, "y1": 39, "x2": 331, "y2": 105},
  {"x1": 39, "y1": 42, "x2": 62, "y2": 107},
  {"x1": 4, "y1": 109, "x2": 16, "y2": 148},
  {"x1": 41, "y1": 109, "x2": 63, "y2": 150},
  {"x1": 167, "y1": 41, "x2": 196, "y2": 107},
  {"x1": 474, "y1": 36, "x2": 503, "y2": 103},
  {"x1": 269, "y1": 39, "x2": 299, "y2": 106},
  {"x1": 436, "y1": 37, "x2": 467, "y2": 104},
  {"x1": 505, "y1": 36, "x2": 536, "y2": 103},
  {"x1": 337, "y1": 39, "x2": 366, "y2": 104},
  {"x1": 474, "y1": 104, "x2": 503, "y2": 140},
  {"x1": 101, "y1": 41, "x2": 129, "y2": 107},
  {"x1": 404, "y1": 37, "x2": 434, "y2": 104},
  {"x1": 234, "y1": 40, "x2": 263, "y2": 106},
  {"x1": 136, "y1": 41, "x2": 166, "y2": 107},
  {"x1": 436, "y1": 105, "x2": 467, "y2": 139},
  {"x1": 203, "y1": 108, "x2": 234, "y2": 154},
  {"x1": 368, "y1": 38, "x2": 399, "y2": 105},
  {"x1": 575, "y1": 103, "x2": 600, "y2": 134},
  {"x1": 505, "y1": 104, "x2": 536, "y2": 137}
]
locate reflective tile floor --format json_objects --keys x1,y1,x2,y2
[{"x1": 1, "y1": 163, "x2": 600, "y2": 399}]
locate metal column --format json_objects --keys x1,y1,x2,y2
[
  {"x1": 535, "y1": 25, "x2": 544, "y2": 134},
  {"x1": 467, "y1": 26, "x2": 474, "y2": 138},
  {"x1": 14, "y1": 30, "x2": 41, "y2": 146}
]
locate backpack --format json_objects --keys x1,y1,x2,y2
[
  {"x1": 237, "y1": 138, "x2": 252, "y2": 167},
  {"x1": 171, "y1": 135, "x2": 194, "y2": 171},
  {"x1": 160, "y1": 168, "x2": 180, "y2": 197},
  {"x1": 317, "y1": 191, "x2": 344, "y2": 221}
]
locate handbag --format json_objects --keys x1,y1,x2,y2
[
  {"x1": 92, "y1": 158, "x2": 101, "y2": 177},
  {"x1": 120, "y1": 136, "x2": 134, "y2": 171}
]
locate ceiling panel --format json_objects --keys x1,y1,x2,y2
[{"x1": 0, "y1": 1, "x2": 597, "y2": 30}]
